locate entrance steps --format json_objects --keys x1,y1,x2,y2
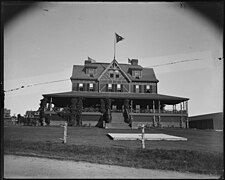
[{"x1": 105, "y1": 112, "x2": 130, "y2": 129}]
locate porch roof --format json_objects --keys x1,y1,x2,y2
[{"x1": 43, "y1": 91, "x2": 189, "y2": 105}]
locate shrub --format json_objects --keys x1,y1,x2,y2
[
  {"x1": 70, "y1": 98, "x2": 77, "y2": 126},
  {"x1": 39, "y1": 98, "x2": 48, "y2": 126},
  {"x1": 123, "y1": 99, "x2": 131, "y2": 124},
  {"x1": 100, "y1": 99, "x2": 106, "y2": 114},
  {"x1": 105, "y1": 99, "x2": 112, "y2": 123},
  {"x1": 45, "y1": 116, "x2": 50, "y2": 126}
]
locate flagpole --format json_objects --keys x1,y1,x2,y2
[{"x1": 114, "y1": 33, "x2": 116, "y2": 60}]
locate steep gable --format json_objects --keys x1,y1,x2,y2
[{"x1": 98, "y1": 59, "x2": 131, "y2": 82}]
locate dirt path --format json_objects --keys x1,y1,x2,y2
[{"x1": 4, "y1": 155, "x2": 219, "y2": 179}]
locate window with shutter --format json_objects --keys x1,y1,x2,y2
[
  {"x1": 93, "y1": 83, "x2": 96, "y2": 91},
  {"x1": 144, "y1": 85, "x2": 147, "y2": 93},
  {"x1": 146, "y1": 84, "x2": 150, "y2": 93},
  {"x1": 135, "y1": 85, "x2": 139, "y2": 93},
  {"x1": 112, "y1": 84, "x2": 116, "y2": 92},
  {"x1": 133, "y1": 85, "x2": 136, "y2": 93},
  {"x1": 139, "y1": 85, "x2": 141, "y2": 93},
  {"x1": 89, "y1": 83, "x2": 93, "y2": 91},
  {"x1": 79, "y1": 83, "x2": 83, "y2": 91},
  {"x1": 108, "y1": 84, "x2": 112, "y2": 92},
  {"x1": 117, "y1": 84, "x2": 121, "y2": 91}
]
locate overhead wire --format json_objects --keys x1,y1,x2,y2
[
  {"x1": 4, "y1": 79, "x2": 70, "y2": 92},
  {"x1": 144, "y1": 58, "x2": 202, "y2": 68},
  {"x1": 4, "y1": 56, "x2": 222, "y2": 93}
]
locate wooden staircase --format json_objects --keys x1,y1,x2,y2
[{"x1": 105, "y1": 112, "x2": 131, "y2": 129}]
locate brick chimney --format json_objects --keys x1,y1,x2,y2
[{"x1": 130, "y1": 59, "x2": 138, "y2": 66}]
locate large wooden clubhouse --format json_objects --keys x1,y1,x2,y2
[{"x1": 42, "y1": 58, "x2": 189, "y2": 129}]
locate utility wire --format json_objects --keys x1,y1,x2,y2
[
  {"x1": 5, "y1": 56, "x2": 222, "y2": 93},
  {"x1": 4, "y1": 79, "x2": 70, "y2": 92},
  {"x1": 145, "y1": 58, "x2": 202, "y2": 68}
]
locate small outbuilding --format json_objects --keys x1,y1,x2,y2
[{"x1": 188, "y1": 112, "x2": 223, "y2": 130}]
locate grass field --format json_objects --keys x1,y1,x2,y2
[{"x1": 4, "y1": 125, "x2": 224, "y2": 175}]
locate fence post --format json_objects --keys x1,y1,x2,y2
[
  {"x1": 141, "y1": 124, "x2": 145, "y2": 149},
  {"x1": 60, "y1": 122, "x2": 68, "y2": 143},
  {"x1": 64, "y1": 122, "x2": 67, "y2": 143}
]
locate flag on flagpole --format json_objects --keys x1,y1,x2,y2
[{"x1": 115, "y1": 33, "x2": 124, "y2": 43}]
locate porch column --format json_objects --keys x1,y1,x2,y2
[
  {"x1": 186, "y1": 101, "x2": 189, "y2": 128},
  {"x1": 130, "y1": 100, "x2": 133, "y2": 113},
  {"x1": 50, "y1": 97, "x2": 53, "y2": 111},
  {"x1": 158, "y1": 100, "x2": 161, "y2": 127},
  {"x1": 153, "y1": 100, "x2": 156, "y2": 127},
  {"x1": 180, "y1": 102, "x2": 183, "y2": 128},
  {"x1": 49, "y1": 97, "x2": 53, "y2": 116},
  {"x1": 47, "y1": 98, "x2": 52, "y2": 110},
  {"x1": 186, "y1": 101, "x2": 188, "y2": 114},
  {"x1": 183, "y1": 101, "x2": 185, "y2": 113}
]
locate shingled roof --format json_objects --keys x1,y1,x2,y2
[{"x1": 70, "y1": 61, "x2": 159, "y2": 82}]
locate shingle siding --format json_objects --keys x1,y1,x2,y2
[{"x1": 71, "y1": 60, "x2": 160, "y2": 94}]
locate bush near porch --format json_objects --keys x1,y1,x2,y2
[{"x1": 4, "y1": 126, "x2": 223, "y2": 176}]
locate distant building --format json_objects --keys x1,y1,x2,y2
[
  {"x1": 25, "y1": 110, "x2": 40, "y2": 119},
  {"x1": 4, "y1": 108, "x2": 11, "y2": 119},
  {"x1": 189, "y1": 112, "x2": 223, "y2": 130},
  {"x1": 42, "y1": 58, "x2": 189, "y2": 129}
]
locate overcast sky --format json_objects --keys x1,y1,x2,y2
[{"x1": 4, "y1": 2, "x2": 223, "y2": 116}]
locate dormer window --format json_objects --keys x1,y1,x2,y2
[
  {"x1": 79, "y1": 83, "x2": 83, "y2": 91},
  {"x1": 86, "y1": 68, "x2": 95, "y2": 77},
  {"x1": 134, "y1": 70, "x2": 141, "y2": 78}
]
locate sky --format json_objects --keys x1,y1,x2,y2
[{"x1": 4, "y1": 2, "x2": 223, "y2": 116}]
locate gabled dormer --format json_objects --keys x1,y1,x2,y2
[
  {"x1": 98, "y1": 59, "x2": 131, "y2": 83},
  {"x1": 128, "y1": 59, "x2": 143, "y2": 79},
  {"x1": 84, "y1": 59, "x2": 97, "y2": 77}
]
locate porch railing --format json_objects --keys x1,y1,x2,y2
[{"x1": 132, "y1": 109, "x2": 187, "y2": 114}]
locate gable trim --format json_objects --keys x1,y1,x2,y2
[{"x1": 97, "y1": 59, "x2": 131, "y2": 82}]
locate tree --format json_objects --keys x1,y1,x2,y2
[
  {"x1": 57, "y1": 106, "x2": 72, "y2": 125},
  {"x1": 70, "y1": 98, "x2": 77, "y2": 126},
  {"x1": 17, "y1": 114, "x2": 21, "y2": 124},
  {"x1": 39, "y1": 98, "x2": 48, "y2": 126},
  {"x1": 45, "y1": 116, "x2": 50, "y2": 126},
  {"x1": 96, "y1": 99, "x2": 106, "y2": 128},
  {"x1": 105, "y1": 98, "x2": 112, "y2": 123},
  {"x1": 100, "y1": 99, "x2": 106, "y2": 114},
  {"x1": 123, "y1": 99, "x2": 131, "y2": 124},
  {"x1": 76, "y1": 97, "x2": 83, "y2": 126}
]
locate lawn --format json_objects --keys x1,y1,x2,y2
[{"x1": 4, "y1": 125, "x2": 224, "y2": 175}]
